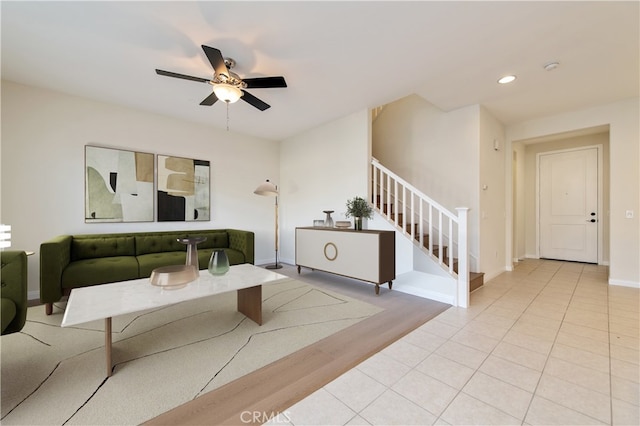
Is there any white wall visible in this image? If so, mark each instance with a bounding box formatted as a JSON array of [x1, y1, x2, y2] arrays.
[[279, 110, 370, 265], [372, 95, 481, 271], [506, 97, 640, 287], [512, 142, 527, 262], [479, 106, 507, 280], [1, 81, 280, 296]]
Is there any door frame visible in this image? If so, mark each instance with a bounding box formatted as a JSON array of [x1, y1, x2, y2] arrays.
[[535, 144, 604, 264]]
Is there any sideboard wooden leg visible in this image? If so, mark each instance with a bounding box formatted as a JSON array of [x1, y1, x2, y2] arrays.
[[297, 265, 301, 274], [388, 281, 393, 290], [45, 303, 53, 315], [375, 284, 380, 295]]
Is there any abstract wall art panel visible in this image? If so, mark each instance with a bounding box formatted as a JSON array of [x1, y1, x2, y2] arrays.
[[157, 154, 210, 222], [85, 146, 154, 222]]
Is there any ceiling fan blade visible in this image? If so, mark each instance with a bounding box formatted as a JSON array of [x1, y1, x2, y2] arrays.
[[155, 69, 210, 83], [241, 90, 270, 111], [201, 45, 229, 79], [243, 76, 287, 89], [200, 92, 219, 106]]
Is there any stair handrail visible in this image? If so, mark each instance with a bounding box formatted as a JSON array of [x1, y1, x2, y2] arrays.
[[371, 157, 470, 307]]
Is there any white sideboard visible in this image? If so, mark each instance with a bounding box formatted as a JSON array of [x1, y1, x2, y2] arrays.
[[295, 227, 395, 294]]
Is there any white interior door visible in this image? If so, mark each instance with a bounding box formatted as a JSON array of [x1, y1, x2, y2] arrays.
[[539, 148, 598, 263]]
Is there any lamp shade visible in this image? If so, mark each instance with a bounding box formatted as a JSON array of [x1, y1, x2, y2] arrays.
[[213, 83, 242, 103], [254, 180, 278, 196]]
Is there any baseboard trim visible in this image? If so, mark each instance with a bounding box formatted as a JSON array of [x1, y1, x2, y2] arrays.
[[394, 287, 455, 305], [608, 278, 640, 289], [28, 290, 40, 302]]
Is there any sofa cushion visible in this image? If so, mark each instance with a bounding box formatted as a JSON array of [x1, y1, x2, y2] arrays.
[[137, 252, 189, 277], [71, 237, 135, 261], [62, 257, 139, 288], [135, 234, 187, 256], [1, 298, 17, 333], [196, 232, 229, 249]]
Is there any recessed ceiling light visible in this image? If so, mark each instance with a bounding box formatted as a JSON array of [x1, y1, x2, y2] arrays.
[[498, 75, 517, 84]]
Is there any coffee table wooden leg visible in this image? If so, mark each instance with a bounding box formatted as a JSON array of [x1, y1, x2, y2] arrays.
[[105, 317, 112, 377], [237, 285, 262, 325]]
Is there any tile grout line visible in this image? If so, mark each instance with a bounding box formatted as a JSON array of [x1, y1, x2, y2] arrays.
[[520, 262, 583, 424], [433, 261, 560, 424], [607, 280, 614, 426], [488, 262, 571, 424], [520, 263, 616, 425]]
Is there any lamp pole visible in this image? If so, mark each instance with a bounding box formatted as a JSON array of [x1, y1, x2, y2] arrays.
[[254, 179, 282, 269], [269, 192, 280, 269]]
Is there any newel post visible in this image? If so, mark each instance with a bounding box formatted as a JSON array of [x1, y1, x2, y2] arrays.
[[455, 207, 470, 308]]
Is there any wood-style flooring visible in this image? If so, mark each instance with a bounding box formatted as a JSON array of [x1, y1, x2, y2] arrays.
[[145, 264, 451, 425]]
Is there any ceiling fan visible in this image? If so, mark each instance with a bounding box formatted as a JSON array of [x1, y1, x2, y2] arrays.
[[155, 45, 287, 111]]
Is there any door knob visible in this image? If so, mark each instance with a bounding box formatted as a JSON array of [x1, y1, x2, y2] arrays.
[[587, 219, 597, 223], [590, 212, 596, 216]]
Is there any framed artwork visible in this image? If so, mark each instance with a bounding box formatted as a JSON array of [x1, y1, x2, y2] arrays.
[[85, 145, 154, 222], [157, 154, 210, 221]]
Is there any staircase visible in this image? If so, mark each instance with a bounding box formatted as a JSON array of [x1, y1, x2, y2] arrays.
[[371, 158, 484, 307]]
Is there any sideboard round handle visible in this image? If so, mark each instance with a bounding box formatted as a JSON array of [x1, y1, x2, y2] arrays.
[[323, 242, 338, 261]]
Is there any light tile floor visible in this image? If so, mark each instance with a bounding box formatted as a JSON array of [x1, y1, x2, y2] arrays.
[[268, 259, 640, 425]]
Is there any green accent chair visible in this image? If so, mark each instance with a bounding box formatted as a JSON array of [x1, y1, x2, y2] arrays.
[[1, 251, 28, 335]]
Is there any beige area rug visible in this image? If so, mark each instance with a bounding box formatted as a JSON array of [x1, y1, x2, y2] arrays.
[[1, 278, 383, 425]]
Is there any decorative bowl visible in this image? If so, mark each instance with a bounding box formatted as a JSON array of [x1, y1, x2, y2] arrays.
[[335, 221, 351, 228], [150, 265, 198, 289]]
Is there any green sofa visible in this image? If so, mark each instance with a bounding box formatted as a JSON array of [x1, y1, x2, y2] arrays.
[[1, 251, 28, 335], [40, 229, 254, 315]]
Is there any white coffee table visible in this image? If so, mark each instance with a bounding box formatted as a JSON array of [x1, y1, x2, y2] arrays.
[[61, 263, 287, 377]]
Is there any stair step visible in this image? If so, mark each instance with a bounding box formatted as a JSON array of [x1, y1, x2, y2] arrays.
[[416, 234, 448, 259], [432, 245, 448, 259], [442, 256, 485, 291], [387, 212, 404, 222], [374, 195, 394, 213], [470, 272, 484, 292], [374, 197, 397, 218], [406, 223, 419, 235], [414, 233, 430, 246]]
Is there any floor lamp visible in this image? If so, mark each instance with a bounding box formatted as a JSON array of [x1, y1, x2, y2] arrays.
[[254, 179, 282, 269]]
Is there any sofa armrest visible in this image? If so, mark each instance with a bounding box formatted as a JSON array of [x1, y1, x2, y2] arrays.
[[40, 235, 72, 304], [1, 250, 28, 335], [227, 229, 254, 265]]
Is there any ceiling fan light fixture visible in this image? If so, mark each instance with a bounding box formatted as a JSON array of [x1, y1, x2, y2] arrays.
[[213, 83, 242, 103]]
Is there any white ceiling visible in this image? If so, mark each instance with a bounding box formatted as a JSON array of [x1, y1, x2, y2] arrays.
[[2, 1, 638, 141]]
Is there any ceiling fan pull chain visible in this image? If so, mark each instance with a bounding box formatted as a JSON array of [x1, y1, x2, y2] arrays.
[[226, 101, 230, 131]]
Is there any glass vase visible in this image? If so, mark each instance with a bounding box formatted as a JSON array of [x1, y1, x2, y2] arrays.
[[323, 210, 334, 227], [354, 217, 363, 230], [208, 249, 230, 275]]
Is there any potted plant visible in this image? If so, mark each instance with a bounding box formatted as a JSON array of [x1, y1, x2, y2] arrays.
[[345, 196, 373, 230]]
